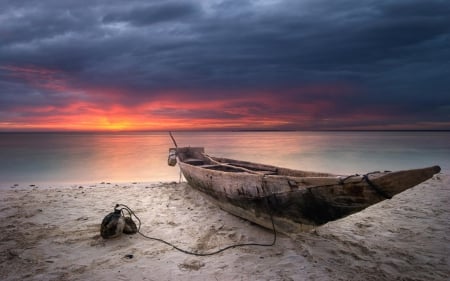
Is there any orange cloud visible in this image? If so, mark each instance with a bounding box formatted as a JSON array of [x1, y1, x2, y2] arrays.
[[5, 64, 423, 131], [2, 94, 298, 131]]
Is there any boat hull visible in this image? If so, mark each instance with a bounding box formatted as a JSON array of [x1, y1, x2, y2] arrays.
[[174, 147, 441, 234]]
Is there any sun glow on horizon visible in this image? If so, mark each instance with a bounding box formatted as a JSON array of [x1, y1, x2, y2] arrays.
[[3, 64, 446, 132]]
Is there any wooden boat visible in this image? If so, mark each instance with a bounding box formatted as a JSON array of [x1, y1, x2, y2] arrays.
[[168, 146, 440, 234]]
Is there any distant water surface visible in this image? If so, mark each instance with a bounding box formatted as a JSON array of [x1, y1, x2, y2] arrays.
[[0, 131, 448, 188]]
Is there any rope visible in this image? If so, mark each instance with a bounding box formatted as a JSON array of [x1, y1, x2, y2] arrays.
[[362, 174, 392, 199], [339, 173, 392, 199], [115, 203, 276, 256]]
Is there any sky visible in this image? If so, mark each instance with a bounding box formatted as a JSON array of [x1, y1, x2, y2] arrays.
[[0, 0, 449, 131]]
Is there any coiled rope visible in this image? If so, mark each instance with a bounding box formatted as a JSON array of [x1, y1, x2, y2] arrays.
[[115, 203, 276, 256]]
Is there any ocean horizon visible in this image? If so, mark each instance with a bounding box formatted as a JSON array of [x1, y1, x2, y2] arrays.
[[1, 131, 448, 188]]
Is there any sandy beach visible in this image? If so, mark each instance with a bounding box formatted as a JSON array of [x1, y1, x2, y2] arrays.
[[1, 174, 449, 281]]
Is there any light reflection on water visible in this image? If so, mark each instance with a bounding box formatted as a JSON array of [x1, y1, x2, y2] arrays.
[[0, 131, 448, 187]]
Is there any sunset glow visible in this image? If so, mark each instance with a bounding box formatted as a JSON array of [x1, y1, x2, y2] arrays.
[[1, 0, 449, 131], [0, 64, 361, 131]]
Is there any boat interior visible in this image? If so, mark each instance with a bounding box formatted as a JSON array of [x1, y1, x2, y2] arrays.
[[174, 147, 333, 177]]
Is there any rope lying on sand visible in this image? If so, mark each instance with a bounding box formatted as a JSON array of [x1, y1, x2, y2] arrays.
[[115, 203, 277, 256]]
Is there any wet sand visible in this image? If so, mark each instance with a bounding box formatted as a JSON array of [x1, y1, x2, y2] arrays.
[[0, 174, 449, 281]]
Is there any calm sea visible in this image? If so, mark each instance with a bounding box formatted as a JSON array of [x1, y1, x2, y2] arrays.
[[0, 131, 448, 188]]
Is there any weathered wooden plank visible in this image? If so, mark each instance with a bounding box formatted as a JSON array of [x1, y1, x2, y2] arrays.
[[172, 146, 441, 235]]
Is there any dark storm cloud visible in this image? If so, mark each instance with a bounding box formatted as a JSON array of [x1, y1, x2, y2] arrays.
[[102, 1, 201, 26], [0, 0, 449, 129]]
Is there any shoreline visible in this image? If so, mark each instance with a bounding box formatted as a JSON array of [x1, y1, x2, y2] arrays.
[[1, 175, 449, 280], [1, 181, 179, 190]]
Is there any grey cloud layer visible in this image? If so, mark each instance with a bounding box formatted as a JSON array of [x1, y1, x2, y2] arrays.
[[1, 0, 449, 127]]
